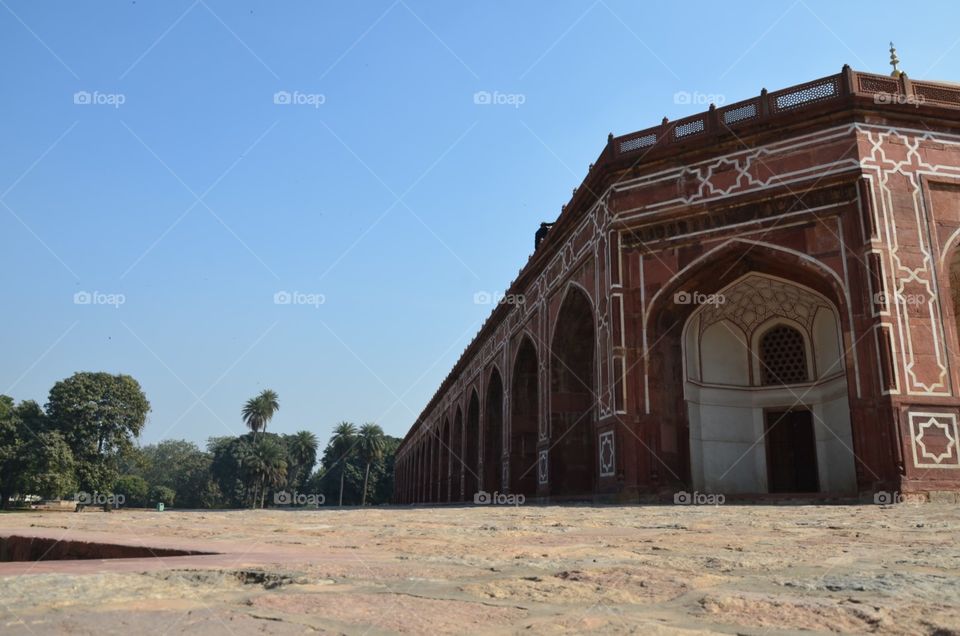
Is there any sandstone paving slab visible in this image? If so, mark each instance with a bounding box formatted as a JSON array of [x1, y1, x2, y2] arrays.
[[0, 504, 957, 634]]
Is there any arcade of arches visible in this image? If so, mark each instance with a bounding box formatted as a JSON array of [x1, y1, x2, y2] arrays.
[[395, 68, 960, 502]]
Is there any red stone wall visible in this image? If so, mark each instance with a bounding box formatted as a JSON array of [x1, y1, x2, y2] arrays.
[[394, 70, 960, 503]]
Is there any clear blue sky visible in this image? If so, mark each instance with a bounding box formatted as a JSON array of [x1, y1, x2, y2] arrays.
[[3, 1, 958, 447]]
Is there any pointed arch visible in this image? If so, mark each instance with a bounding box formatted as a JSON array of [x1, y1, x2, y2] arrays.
[[439, 417, 451, 502], [549, 284, 597, 496], [511, 335, 540, 496], [451, 405, 464, 501], [428, 428, 438, 503], [483, 368, 504, 491], [676, 269, 858, 495], [464, 388, 481, 499], [645, 239, 847, 338]]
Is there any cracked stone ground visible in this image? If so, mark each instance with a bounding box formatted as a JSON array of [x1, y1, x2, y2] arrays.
[[0, 504, 958, 634]]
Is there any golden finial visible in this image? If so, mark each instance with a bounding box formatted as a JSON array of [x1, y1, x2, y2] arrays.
[[889, 41, 901, 78]]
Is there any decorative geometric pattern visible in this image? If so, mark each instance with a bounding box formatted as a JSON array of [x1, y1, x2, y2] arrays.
[[914, 83, 960, 105], [698, 275, 831, 339], [722, 103, 757, 125], [773, 79, 837, 111], [858, 125, 956, 396], [538, 450, 549, 484], [858, 75, 900, 95], [675, 118, 705, 139], [619, 133, 657, 153], [760, 325, 809, 385], [909, 412, 960, 468], [599, 431, 615, 477]]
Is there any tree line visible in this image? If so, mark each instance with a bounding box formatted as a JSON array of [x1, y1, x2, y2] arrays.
[[0, 372, 398, 509]]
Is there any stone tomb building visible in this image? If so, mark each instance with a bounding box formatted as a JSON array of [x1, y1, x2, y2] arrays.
[[394, 66, 960, 503]]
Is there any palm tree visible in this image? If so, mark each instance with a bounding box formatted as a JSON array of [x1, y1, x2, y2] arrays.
[[330, 422, 357, 506], [286, 430, 318, 489], [240, 436, 288, 508], [357, 423, 386, 506], [242, 389, 280, 437]]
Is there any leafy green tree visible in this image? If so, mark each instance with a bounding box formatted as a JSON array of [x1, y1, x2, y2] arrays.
[[117, 445, 149, 479], [21, 431, 77, 500], [329, 422, 357, 506], [0, 398, 76, 506], [0, 395, 24, 508], [114, 475, 149, 507], [241, 389, 280, 436], [209, 435, 252, 507], [139, 440, 217, 508], [357, 423, 386, 505], [45, 372, 150, 494], [150, 485, 176, 507], [282, 431, 318, 490]]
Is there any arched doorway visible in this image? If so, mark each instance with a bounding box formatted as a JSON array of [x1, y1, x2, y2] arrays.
[[465, 391, 480, 500], [484, 368, 504, 492], [549, 285, 597, 495], [510, 337, 539, 496], [428, 434, 437, 503], [451, 407, 463, 501], [439, 418, 450, 502], [417, 442, 424, 503], [406, 455, 412, 503], [434, 425, 443, 502], [682, 273, 856, 494]]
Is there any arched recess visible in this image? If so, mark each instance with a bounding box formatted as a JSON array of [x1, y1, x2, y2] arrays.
[[451, 406, 464, 501], [428, 432, 437, 503], [681, 272, 857, 495], [416, 442, 424, 503], [510, 336, 540, 496], [419, 441, 427, 503], [464, 390, 481, 499], [439, 418, 450, 503], [421, 439, 428, 503], [411, 445, 417, 503], [483, 368, 504, 492], [644, 239, 869, 490], [549, 284, 597, 496]]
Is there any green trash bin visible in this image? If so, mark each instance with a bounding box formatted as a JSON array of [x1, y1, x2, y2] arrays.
[[156, 502, 164, 512]]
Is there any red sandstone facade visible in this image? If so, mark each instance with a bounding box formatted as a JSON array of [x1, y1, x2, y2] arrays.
[[394, 66, 960, 503]]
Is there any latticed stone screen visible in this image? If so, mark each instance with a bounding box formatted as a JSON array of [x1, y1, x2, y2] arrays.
[[760, 325, 808, 385]]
